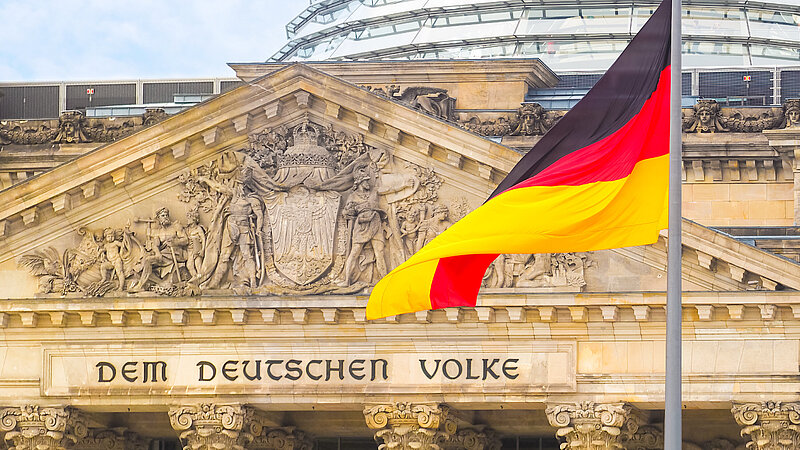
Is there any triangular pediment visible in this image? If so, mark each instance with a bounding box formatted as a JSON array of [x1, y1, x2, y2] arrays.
[[0, 63, 796, 299]]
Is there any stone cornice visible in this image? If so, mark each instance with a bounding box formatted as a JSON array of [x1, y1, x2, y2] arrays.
[[229, 59, 559, 88], [0, 291, 798, 330]]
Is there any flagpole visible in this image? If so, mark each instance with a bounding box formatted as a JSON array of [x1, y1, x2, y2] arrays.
[[665, 0, 682, 448]]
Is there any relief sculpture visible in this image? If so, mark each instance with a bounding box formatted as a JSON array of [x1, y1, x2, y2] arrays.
[[20, 120, 448, 296], [483, 252, 594, 290]]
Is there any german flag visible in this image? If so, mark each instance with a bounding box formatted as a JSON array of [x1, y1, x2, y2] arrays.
[[367, 0, 672, 319]]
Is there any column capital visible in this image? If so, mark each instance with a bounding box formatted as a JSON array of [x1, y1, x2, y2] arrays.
[[732, 401, 800, 449], [169, 403, 267, 450], [364, 402, 457, 450], [0, 405, 88, 450], [249, 427, 313, 450], [546, 402, 644, 450]]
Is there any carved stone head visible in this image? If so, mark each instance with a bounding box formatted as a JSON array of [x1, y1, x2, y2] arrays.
[[142, 108, 168, 126], [433, 204, 449, 221], [103, 227, 115, 242], [186, 208, 200, 225], [784, 99, 800, 128], [155, 207, 171, 226], [53, 111, 88, 143], [688, 99, 724, 133]]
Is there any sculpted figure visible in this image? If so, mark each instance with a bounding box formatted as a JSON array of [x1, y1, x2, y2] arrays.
[[340, 174, 388, 285], [197, 166, 266, 289], [399, 206, 422, 257], [98, 227, 132, 290], [395, 87, 456, 121], [510, 103, 550, 136], [784, 99, 800, 128], [133, 207, 189, 290], [185, 208, 206, 279], [685, 99, 728, 133], [419, 204, 451, 246], [53, 111, 89, 143]]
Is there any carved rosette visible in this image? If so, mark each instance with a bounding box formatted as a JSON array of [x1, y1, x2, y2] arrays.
[[624, 425, 663, 450], [0, 405, 88, 450], [732, 401, 800, 449], [442, 427, 501, 450], [73, 428, 151, 450], [168, 404, 266, 450], [249, 427, 313, 450], [545, 402, 643, 450], [364, 403, 457, 450]]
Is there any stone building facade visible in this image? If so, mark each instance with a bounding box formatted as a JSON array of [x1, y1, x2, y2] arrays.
[[1, 60, 800, 449]]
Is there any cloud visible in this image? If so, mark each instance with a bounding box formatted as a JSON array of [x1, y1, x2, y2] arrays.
[[0, 0, 300, 81]]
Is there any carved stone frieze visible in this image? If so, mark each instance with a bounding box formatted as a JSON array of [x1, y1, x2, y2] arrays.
[[168, 403, 267, 450], [364, 85, 456, 121], [0, 405, 88, 450], [460, 103, 561, 137], [364, 403, 457, 450], [0, 109, 168, 145], [249, 427, 313, 450], [73, 428, 150, 450], [546, 402, 644, 450], [732, 401, 800, 450], [683, 99, 783, 133], [484, 252, 594, 290], [19, 120, 450, 297]]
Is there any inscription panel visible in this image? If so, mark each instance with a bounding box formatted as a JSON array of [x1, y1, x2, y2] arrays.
[[42, 342, 576, 397]]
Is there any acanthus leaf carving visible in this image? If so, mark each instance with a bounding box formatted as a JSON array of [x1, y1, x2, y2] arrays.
[[0, 405, 89, 450], [364, 403, 457, 450], [732, 401, 800, 450]]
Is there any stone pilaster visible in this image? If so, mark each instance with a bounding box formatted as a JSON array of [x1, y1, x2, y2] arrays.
[[0, 405, 88, 450], [732, 401, 800, 450], [249, 427, 313, 450], [442, 427, 501, 450], [168, 403, 267, 450], [73, 428, 150, 450], [364, 403, 457, 450], [545, 402, 643, 450]]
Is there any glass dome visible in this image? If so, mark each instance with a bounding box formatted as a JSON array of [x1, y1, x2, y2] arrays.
[[271, 0, 800, 71]]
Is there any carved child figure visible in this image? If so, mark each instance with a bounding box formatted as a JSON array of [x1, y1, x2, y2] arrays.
[[99, 227, 128, 290], [185, 208, 206, 279], [399, 206, 422, 257]]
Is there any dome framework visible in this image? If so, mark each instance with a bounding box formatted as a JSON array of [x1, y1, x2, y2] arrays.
[[272, 0, 800, 71]]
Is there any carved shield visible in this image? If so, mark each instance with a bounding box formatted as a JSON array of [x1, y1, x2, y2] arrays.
[[265, 186, 341, 285]]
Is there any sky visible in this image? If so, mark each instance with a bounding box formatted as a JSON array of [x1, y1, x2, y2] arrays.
[[0, 0, 303, 82]]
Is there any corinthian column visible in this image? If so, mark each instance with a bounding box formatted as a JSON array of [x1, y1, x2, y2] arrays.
[[732, 401, 800, 449], [168, 403, 267, 450], [0, 405, 88, 450], [546, 402, 643, 450], [364, 403, 457, 450]]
